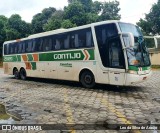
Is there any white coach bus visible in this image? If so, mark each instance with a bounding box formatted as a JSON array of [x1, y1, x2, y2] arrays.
[[3, 20, 152, 88]]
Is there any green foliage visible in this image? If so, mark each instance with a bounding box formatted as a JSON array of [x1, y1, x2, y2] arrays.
[[92, 1, 103, 14], [100, 1, 121, 21], [5, 29, 21, 40], [32, 7, 56, 33], [43, 10, 64, 31], [44, 19, 62, 31], [85, 13, 99, 24], [61, 20, 76, 28], [137, 0, 160, 35], [64, 0, 120, 26], [31, 13, 44, 33], [64, 1, 86, 26], [0, 15, 8, 47], [152, 65, 160, 69], [7, 14, 31, 38], [144, 38, 155, 48]]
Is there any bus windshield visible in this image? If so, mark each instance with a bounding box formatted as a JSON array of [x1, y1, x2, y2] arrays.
[[119, 22, 151, 67]]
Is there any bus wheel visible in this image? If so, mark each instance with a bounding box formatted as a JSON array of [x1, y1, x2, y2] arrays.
[[13, 68, 19, 79], [20, 68, 27, 80], [80, 71, 95, 88]]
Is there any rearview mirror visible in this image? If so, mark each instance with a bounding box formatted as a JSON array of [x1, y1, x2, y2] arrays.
[[122, 32, 135, 48], [144, 36, 158, 49]]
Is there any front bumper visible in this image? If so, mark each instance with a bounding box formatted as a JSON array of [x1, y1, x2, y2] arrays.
[[125, 70, 152, 85]]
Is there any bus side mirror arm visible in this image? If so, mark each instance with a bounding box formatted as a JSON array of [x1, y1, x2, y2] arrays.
[[154, 37, 158, 48]]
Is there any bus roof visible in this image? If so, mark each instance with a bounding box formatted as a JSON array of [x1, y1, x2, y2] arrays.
[[3, 20, 121, 45]]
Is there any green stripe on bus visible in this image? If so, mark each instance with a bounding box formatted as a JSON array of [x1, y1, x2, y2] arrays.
[[27, 54, 33, 61], [3, 49, 95, 62], [39, 49, 94, 61], [142, 66, 150, 71], [31, 62, 36, 70], [88, 49, 95, 60], [3, 56, 18, 62], [17, 55, 21, 61], [128, 66, 138, 71], [128, 66, 151, 71]]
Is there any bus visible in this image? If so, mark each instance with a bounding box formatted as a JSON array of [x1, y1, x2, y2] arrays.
[[3, 20, 152, 88]]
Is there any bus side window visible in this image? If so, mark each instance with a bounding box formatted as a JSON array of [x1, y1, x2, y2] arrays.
[[64, 35, 70, 49], [34, 38, 40, 52], [70, 34, 75, 48], [7, 44, 9, 55], [18, 42, 22, 54], [86, 31, 93, 47], [10, 44, 13, 54], [25, 41, 28, 53], [75, 34, 79, 48], [8, 44, 10, 54], [43, 37, 49, 51], [27, 40, 32, 53], [21, 41, 25, 53], [4, 45, 7, 55], [70, 28, 93, 49], [51, 36, 56, 50], [78, 31, 86, 48], [15, 43, 18, 54], [48, 37, 52, 51], [55, 39, 60, 50], [13, 43, 16, 54], [39, 38, 43, 52], [32, 39, 36, 52]]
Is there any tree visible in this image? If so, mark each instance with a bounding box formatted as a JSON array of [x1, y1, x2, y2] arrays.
[[61, 20, 76, 28], [65, 0, 120, 26], [0, 14, 31, 57], [68, 0, 92, 12], [137, 0, 160, 35], [7, 14, 31, 38], [64, 1, 86, 26], [85, 13, 99, 24], [43, 10, 64, 31], [0, 15, 8, 47], [92, 1, 103, 14], [31, 7, 56, 33], [100, 1, 121, 21], [31, 13, 45, 33], [5, 29, 21, 40]]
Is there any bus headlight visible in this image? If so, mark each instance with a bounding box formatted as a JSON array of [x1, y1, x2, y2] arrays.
[[128, 70, 137, 74]]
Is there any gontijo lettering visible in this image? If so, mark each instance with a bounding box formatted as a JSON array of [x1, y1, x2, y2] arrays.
[[54, 53, 81, 60]]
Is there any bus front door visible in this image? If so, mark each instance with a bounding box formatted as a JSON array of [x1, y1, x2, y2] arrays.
[[109, 68, 125, 85], [108, 39, 126, 85]]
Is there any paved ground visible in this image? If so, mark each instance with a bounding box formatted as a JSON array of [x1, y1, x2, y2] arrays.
[[0, 68, 160, 133]]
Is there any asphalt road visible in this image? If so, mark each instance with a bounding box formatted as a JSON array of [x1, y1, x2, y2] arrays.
[[0, 68, 160, 133]]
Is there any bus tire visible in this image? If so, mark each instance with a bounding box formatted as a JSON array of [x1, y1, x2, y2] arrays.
[[80, 70, 95, 88], [13, 68, 19, 79], [20, 68, 27, 80]]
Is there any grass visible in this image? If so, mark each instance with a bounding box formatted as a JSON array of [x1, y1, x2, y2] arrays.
[[152, 65, 160, 70]]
